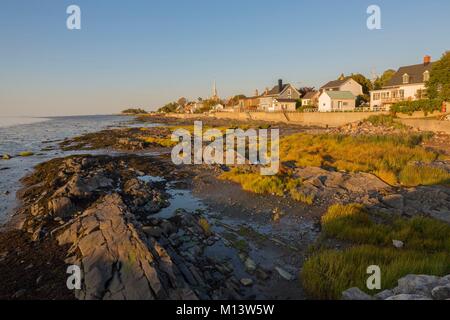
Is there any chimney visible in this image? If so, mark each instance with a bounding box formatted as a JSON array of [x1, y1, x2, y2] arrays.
[[265, 87, 269, 95], [278, 79, 283, 92], [424, 55, 431, 66], [255, 89, 259, 97]]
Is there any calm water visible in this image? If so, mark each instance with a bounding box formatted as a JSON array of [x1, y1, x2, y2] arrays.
[[0, 117, 50, 128], [0, 115, 150, 223]]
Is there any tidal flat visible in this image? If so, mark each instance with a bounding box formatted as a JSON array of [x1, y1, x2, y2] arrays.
[[0, 114, 449, 300]]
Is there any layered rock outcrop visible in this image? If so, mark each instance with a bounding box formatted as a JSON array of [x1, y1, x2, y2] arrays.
[[16, 155, 247, 300]]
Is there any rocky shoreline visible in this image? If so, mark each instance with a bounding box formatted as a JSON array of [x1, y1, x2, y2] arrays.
[[1, 115, 449, 300], [3, 154, 269, 300]]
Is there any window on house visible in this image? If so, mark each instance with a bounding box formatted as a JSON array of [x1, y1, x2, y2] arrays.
[[423, 71, 430, 82], [399, 90, 405, 98], [287, 89, 292, 98], [416, 89, 426, 99], [403, 73, 410, 84]]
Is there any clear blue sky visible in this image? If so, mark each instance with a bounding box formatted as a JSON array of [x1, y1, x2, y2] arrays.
[[0, 0, 448, 116]]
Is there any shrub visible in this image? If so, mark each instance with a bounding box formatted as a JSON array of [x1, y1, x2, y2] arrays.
[[365, 115, 406, 129], [390, 99, 442, 115]]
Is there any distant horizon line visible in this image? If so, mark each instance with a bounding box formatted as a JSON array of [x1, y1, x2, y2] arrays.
[[0, 113, 121, 118]]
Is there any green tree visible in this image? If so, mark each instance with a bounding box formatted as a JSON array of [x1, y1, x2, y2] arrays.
[[227, 94, 246, 106], [356, 95, 369, 108], [177, 97, 187, 107], [158, 102, 179, 113], [374, 69, 396, 90], [200, 98, 223, 112], [298, 87, 315, 97], [121, 108, 147, 114], [427, 51, 450, 101]]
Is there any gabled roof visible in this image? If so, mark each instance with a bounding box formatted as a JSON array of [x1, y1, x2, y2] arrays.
[[302, 91, 319, 99], [320, 79, 349, 89], [323, 91, 355, 100], [266, 84, 290, 96], [386, 62, 434, 87]]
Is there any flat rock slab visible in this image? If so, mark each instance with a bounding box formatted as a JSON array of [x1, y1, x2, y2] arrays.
[[57, 193, 196, 300]]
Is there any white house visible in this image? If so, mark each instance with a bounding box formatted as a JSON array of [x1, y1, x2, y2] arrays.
[[370, 56, 434, 110], [211, 103, 225, 111], [320, 78, 363, 97], [318, 91, 356, 112]]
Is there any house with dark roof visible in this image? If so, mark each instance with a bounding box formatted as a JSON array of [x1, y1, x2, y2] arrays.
[[259, 79, 302, 111], [320, 77, 363, 97], [370, 56, 434, 110], [318, 91, 356, 112]]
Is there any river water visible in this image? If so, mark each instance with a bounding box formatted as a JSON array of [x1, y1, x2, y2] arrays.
[[0, 115, 149, 223]]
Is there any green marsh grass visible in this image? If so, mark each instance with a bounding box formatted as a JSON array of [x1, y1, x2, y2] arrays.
[[280, 133, 443, 186], [301, 204, 450, 299]]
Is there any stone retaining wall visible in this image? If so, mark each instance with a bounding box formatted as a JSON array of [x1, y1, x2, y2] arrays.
[[398, 118, 450, 134], [164, 111, 450, 130]]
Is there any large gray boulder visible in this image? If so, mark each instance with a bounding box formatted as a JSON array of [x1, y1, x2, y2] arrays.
[[48, 197, 76, 218], [393, 275, 440, 297], [374, 290, 394, 300], [431, 284, 450, 300], [386, 294, 432, 300], [342, 288, 373, 300]]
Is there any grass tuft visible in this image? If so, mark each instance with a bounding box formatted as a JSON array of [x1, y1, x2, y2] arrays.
[[19, 151, 34, 157], [301, 204, 450, 299], [399, 164, 450, 187], [198, 218, 211, 236], [142, 137, 178, 148]]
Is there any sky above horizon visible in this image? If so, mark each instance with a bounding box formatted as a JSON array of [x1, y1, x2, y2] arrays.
[[0, 0, 449, 117]]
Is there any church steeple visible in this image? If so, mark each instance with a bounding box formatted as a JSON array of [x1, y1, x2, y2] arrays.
[[212, 81, 219, 101]]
